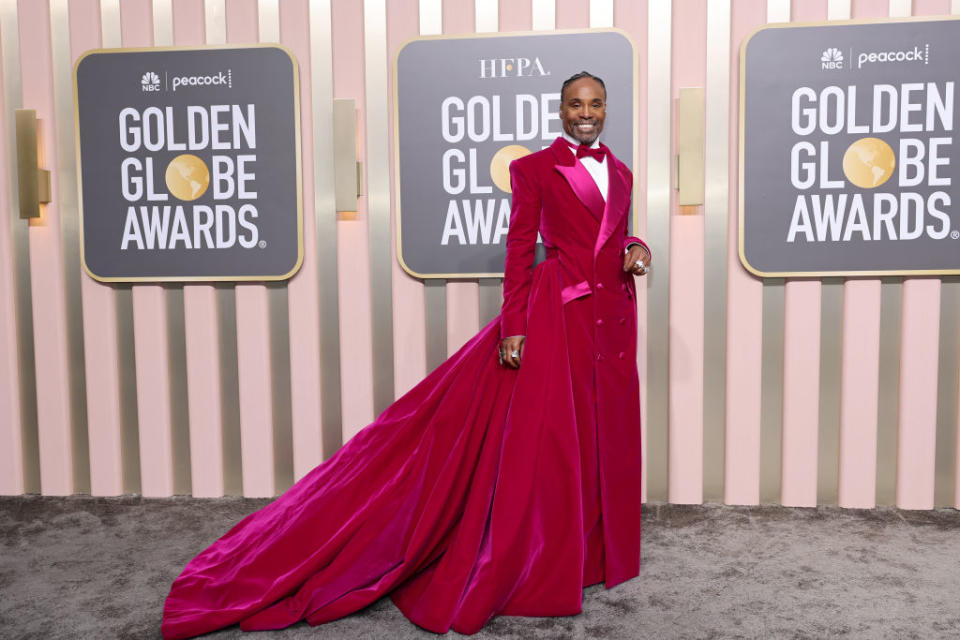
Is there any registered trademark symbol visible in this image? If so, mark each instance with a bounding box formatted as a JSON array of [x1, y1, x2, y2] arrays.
[[258, 240, 267, 248], [951, 230, 960, 240]]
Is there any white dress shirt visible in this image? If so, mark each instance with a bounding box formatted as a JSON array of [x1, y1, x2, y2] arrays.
[[561, 130, 608, 201]]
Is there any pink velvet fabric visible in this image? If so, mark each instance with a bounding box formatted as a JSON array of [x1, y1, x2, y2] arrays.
[[160, 137, 647, 639]]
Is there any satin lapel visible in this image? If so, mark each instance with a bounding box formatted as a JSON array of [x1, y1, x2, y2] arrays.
[[593, 158, 630, 257], [551, 140, 605, 223]]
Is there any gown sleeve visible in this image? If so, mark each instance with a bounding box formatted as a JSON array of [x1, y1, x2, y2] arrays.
[[500, 159, 542, 339]]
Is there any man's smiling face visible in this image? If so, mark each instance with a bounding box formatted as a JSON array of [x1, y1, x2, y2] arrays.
[[559, 77, 606, 145]]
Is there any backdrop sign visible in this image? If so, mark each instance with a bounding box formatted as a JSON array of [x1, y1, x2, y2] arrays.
[[741, 18, 960, 277], [75, 45, 302, 282], [395, 30, 635, 278]]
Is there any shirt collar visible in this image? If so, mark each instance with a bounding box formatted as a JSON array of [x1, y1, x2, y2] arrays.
[[561, 129, 601, 152]]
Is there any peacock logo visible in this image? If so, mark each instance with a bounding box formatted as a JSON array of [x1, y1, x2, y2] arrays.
[[820, 47, 843, 70]]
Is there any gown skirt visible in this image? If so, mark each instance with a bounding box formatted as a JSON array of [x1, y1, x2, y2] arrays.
[[161, 258, 636, 639]]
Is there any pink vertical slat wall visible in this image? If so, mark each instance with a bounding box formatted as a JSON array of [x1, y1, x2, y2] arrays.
[[613, 0, 650, 503], [120, 0, 176, 498], [724, 0, 765, 505], [70, 0, 125, 497], [837, 0, 888, 510], [667, 0, 706, 505], [387, 0, 427, 399], [442, 1, 482, 357], [333, 0, 375, 441], [19, 0, 76, 496], [778, 0, 828, 509], [172, 0, 226, 498], [0, 5, 24, 495], [1, 0, 959, 513], [228, 0, 276, 498], [894, 0, 949, 511], [281, 0, 327, 480]]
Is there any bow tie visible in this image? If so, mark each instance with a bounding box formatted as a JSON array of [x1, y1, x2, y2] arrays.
[[575, 144, 605, 162]]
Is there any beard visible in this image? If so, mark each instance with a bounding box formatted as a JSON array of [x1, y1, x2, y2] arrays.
[[567, 120, 601, 145]]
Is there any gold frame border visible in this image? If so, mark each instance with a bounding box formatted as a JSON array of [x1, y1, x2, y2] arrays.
[[392, 27, 640, 280], [738, 14, 960, 279], [72, 43, 304, 283]]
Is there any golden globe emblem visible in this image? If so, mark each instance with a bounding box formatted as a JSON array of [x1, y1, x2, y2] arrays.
[[490, 145, 532, 193], [842, 137, 896, 189], [165, 154, 211, 201]]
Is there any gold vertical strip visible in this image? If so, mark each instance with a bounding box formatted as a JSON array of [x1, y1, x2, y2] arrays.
[[204, 0, 226, 44], [940, 0, 960, 510], [588, 0, 613, 27], [819, 0, 851, 512], [531, 0, 555, 29], [204, 0, 237, 493], [826, 0, 851, 20], [310, 0, 344, 459], [165, 285, 192, 495], [419, 0, 441, 33], [216, 282, 242, 493], [766, 0, 790, 22], [936, 0, 958, 505], [100, 0, 121, 48], [935, 277, 958, 506], [876, 279, 902, 505], [817, 279, 843, 505], [363, 0, 395, 414], [888, 0, 911, 18], [152, 0, 172, 46], [0, 0, 39, 493], [258, 0, 292, 491], [474, 0, 497, 31], [418, 0, 446, 367], [424, 280, 447, 370], [268, 281, 293, 490], [875, 0, 906, 508], [49, 0, 90, 493], [758, 0, 788, 506], [760, 279, 785, 504], [258, 0, 279, 41], [98, 4, 140, 494], [702, 0, 730, 503], [478, 278, 502, 326], [645, 0, 671, 502], [152, 0, 191, 497], [476, 0, 500, 328]]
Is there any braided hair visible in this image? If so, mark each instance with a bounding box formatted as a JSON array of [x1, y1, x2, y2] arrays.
[[560, 71, 606, 102]]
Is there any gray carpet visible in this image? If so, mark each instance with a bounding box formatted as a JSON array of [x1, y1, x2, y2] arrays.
[[2, 496, 959, 640]]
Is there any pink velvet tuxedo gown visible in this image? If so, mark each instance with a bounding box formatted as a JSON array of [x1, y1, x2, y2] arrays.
[[161, 136, 649, 639]]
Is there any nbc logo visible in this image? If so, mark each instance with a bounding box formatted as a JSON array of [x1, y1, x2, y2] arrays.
[[821, 47, 843, 70], [141, 71, 161, 92]]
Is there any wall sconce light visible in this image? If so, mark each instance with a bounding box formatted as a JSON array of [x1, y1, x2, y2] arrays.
[[333, 98, 362, 218], [15, 109, 51, 219], [675, 87, 704, 209]]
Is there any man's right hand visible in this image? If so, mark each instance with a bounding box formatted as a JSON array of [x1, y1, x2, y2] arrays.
[[500, 336, 525, 369]]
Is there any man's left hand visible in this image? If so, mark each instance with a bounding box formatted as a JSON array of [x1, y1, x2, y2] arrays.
[[623, 245, 651, 276]]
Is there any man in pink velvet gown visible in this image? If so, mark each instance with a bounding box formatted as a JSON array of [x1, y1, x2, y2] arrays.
[[161, 71, 651, 639]]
